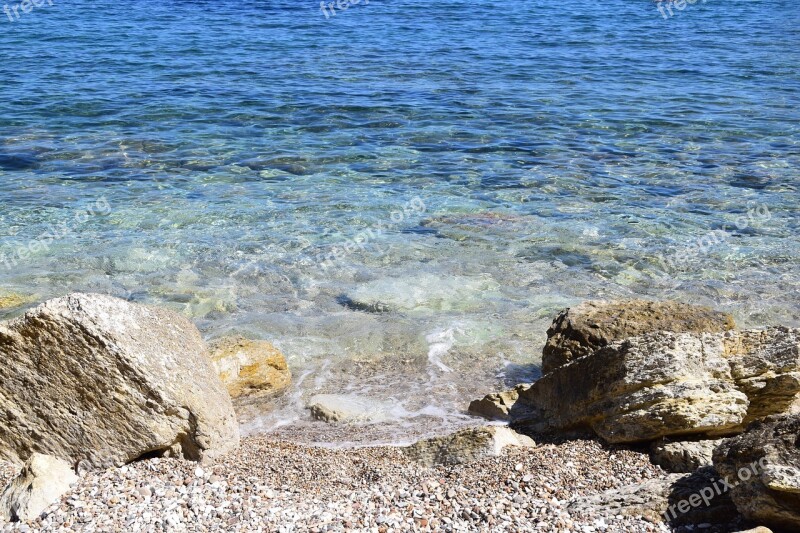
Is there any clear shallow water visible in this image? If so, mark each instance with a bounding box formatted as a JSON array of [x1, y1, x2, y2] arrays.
[[0, 0, 798, 443]]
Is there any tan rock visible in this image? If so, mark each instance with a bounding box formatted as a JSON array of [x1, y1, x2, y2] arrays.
[[714, 415, 800, 531], [468, 384, 531, 421], [650, 439, 722, 473], [208, 336, 291, 399], [515, 331, 749, 443], [0, 293, 239, 469], [0, 454, 78, 521], [403, 426, 535, 467], [542, 300, 736, 374], [723, 327, 800, 426], [512, 328, 800, 443]]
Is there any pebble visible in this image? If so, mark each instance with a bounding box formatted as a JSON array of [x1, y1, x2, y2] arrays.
[[0, 436, 672, 532]]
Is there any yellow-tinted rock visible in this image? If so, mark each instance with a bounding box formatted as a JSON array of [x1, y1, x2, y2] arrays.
[[0, 293, 32, 310], [208, 336, 291, 399]]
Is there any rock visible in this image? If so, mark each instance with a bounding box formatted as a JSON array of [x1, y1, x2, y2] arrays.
[[512, 328, 800, 443], [732, 528, 773, 533], [514, 331, 748, 443], [664, 467, 740, 527], [208, 336, 291, 399], [0, 454, 78, 521], [403, 426, 535, 467], [307, 394, 395, 424], [713, 415, 800, 531], [723, 327, 800, 426], [650, 439, 722, 473], [0, 293, 32, 310], [542, 300, 736, 374], [0, 293, 239, 469], [341, 273, 498, 314], [420, 212, 529, 242], [569, 467, 738, 528], [468, 384, 531, 421], [568, 474, 682, 523]]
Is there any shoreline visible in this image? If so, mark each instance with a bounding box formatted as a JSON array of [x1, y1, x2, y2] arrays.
[[1, 295, 795, 531]]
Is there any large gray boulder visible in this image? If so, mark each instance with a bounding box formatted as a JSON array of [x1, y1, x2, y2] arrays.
[[512, 328, 800, 443], [0, 293, 239, 469], [713, 415, 800, 531], [542, 300, 736, 374]]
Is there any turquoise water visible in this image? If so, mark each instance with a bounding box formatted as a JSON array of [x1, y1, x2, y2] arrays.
[[1, 0, 798, 441]]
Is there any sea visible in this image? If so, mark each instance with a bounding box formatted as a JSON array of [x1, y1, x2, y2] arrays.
[[1, 0, 798, 443]]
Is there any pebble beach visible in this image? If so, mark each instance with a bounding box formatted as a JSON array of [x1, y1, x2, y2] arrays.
[[1, 0, 797, 531], [0, 437, 670, 533]]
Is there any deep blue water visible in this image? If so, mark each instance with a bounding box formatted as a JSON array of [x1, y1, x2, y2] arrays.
[[1, 0, 798, 440]]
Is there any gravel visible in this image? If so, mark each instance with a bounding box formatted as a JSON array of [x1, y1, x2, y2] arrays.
[[0, 463, 18, 493], [0, 436, 672, 532]]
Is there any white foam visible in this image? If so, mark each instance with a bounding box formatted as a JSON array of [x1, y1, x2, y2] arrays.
[[425, 328, 456, 372]]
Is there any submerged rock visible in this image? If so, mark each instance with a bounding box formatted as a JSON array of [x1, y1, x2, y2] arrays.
[[208, 336, 291, 399], [512, 328, 800, 443], [713, 415, 800, 531], [0, 293, 239, 469], [342, 273, 499, 314], [0, 454, 78, 522], [403, 426, 535, 467], [307, 394, 395, 424], [542, 300, 736, 374], [419, 212, 531, 242], [468, 384, 531, 421], [0, 293, 33, 310]]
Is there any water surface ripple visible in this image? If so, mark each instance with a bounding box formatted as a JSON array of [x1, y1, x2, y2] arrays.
[[1, 0, 798, 442]]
